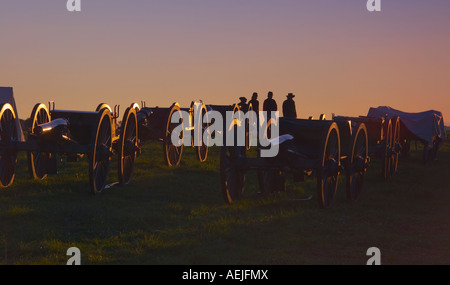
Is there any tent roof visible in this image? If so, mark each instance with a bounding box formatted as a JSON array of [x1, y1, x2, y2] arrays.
[[367, 106, 446, 144]]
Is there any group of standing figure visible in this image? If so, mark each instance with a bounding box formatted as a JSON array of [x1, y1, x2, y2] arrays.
[[237, 91, 297, 118]]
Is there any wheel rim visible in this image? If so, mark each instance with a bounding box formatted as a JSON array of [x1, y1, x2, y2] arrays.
[[118, 107, 138, 185], [390, 117, 400, 175], [196, 105, 209, 162], [90, 110, 112, 194], [130, 103, 140, 112], [164, 105, 183, 167], [347, 124, 368, 202], [382, 120, 393, 180], [318, 124, 340, 208], [95, 103, 112, 113], [0, 104, 18, 188], [220, 146, 245, 203], [28, 103, 51, 180]]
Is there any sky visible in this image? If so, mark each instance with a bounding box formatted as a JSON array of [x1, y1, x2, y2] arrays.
[[1, 0, 449, 122]]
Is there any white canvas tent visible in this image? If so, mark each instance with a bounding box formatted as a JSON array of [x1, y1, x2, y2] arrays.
[[367, 106, 446, 145], [0, 87, 25, 141]]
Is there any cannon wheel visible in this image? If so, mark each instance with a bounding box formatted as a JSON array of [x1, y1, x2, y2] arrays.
[[89, 108, 113, 194], [118, 107, 138, 185], [95, 103, 112, 113], [27, 103, 51, 180], [220, 146, 246, 203], [130, 103, 140, 112], [346, 123, 368, 202], [382, 119, 393, 180], [391, 116, 400, 175], [0, 104, 18, 188], [163, 104, 183, 167], [317, 122, 340, 208], [196, 103, 209, 162]]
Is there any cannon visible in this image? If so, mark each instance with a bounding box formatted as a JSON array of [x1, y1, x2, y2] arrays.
[[332, 114, 399, 180], [207, 102, 256, 151], [0, 100, 139, 193], [220, 116, 369, 208], [132, 100, 210, 167]]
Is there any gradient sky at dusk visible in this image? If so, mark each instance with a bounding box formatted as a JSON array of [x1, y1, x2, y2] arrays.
[[1, 0, 449, 122]]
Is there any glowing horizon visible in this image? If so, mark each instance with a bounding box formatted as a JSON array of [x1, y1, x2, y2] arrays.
[[1, 1, 449, 123]]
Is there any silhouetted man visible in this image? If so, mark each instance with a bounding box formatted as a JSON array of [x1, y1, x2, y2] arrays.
[[263, 91, 277, 121], [248, 92, 259, 113], [282, 93, 297, 118], [263, 91, 277, 112], [238, 97, 248, 112]]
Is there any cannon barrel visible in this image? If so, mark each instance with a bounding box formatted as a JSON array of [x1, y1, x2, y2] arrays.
[[136, 107, 152, 125], [136, 105, 180, 141], [33, 118, 70, 142]]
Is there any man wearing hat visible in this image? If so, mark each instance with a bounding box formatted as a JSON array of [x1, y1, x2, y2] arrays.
[[282, 93, 297, 118], [238, 96, 248, 112]]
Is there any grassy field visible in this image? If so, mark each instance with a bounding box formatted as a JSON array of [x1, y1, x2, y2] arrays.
[[0, 133, 449, 265]]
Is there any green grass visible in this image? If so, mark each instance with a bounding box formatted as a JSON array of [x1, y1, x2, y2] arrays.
[[0, 134, 449, 265]]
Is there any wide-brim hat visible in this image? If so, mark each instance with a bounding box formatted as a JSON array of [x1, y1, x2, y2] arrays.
[[287, 93, 295, 98]]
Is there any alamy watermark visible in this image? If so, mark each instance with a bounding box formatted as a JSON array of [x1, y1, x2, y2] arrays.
[[367, 0, 381, 12], [169, 102, 280, 158], [66, 1, 381, 12], [366, 247, 381, 265], [65, 246, 380, 265], [66, 247, 81, 265], [67, 0, 81, 12]]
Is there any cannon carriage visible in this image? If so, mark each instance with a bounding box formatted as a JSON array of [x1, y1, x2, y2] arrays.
[[132, 100, 210, 167], [0, 100, 139, 193], [220, 115, 369, 208], [207, 102, 256, 151], [332, 114, 400, 180]]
